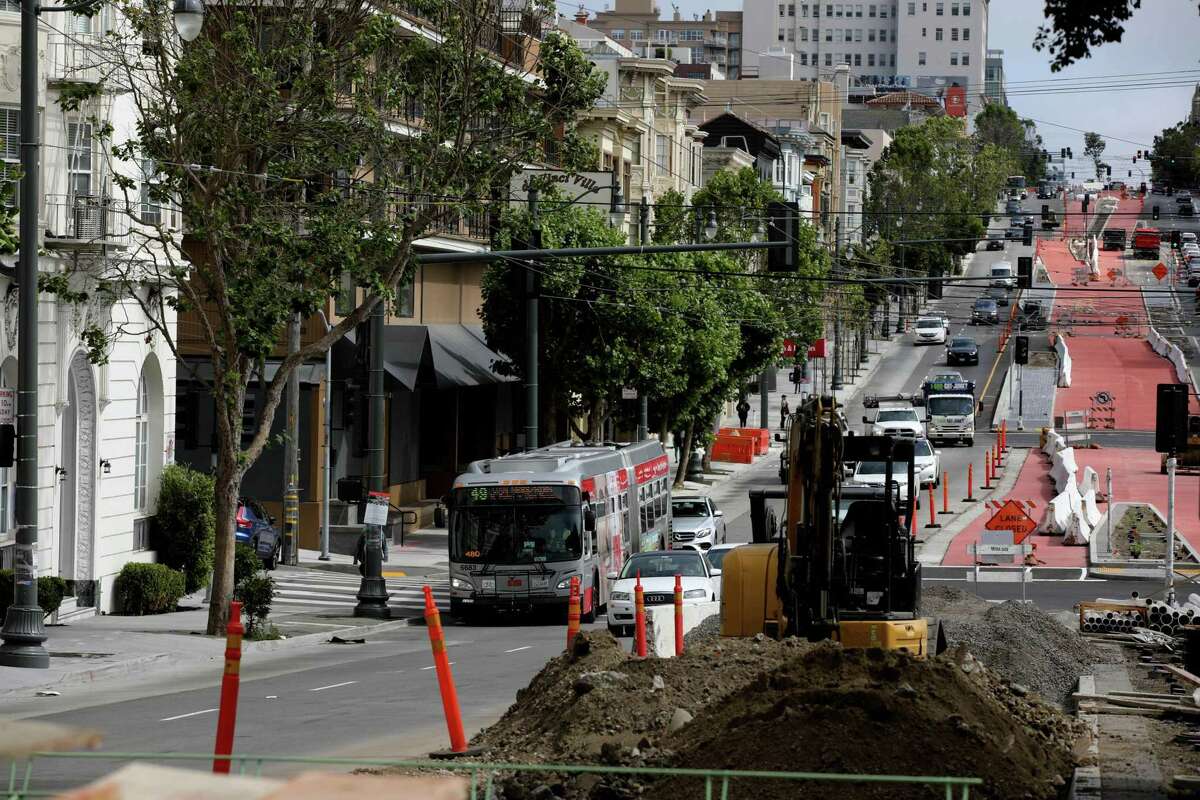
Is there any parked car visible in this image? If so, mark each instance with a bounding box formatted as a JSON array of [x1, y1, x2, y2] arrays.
[[1179, 202, 1195, 218], [972, 298, 999, 325], [863, 406, 925, 438], [704, 542, 745, 575], [1181, 232, 1197, 247], [1177, 191, 1192, 205], [913, 316, 947, 345], [913, 437, 941, 488], [851, 460, 918, 508], [669, 495, 726, 551], [606, 550, 718, 637], [945, 336, 979, 365], [985, 232, 1005, 251], [236, 498, 282, 569], [986, 285, 1011, 306]]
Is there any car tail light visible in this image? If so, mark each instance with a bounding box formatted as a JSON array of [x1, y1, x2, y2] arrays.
[[236, 506, 249, 527]]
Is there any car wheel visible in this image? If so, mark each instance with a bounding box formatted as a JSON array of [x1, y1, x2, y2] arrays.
[[966, 438, 974, 447], [581, 573, 598, 624]]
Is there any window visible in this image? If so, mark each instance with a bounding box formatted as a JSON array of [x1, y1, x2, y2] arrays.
[[826, 4, 833, 15], [868, 28, 875, 40], [779, 3, 785, 14], [856, 4, 864, 17], [920, 26, 925, 36], [952, 27, 959, 40], [853, 52, 861, 65], [961, 52, 969, 65], [825, 28, 833, 40], [870, 3, 877, 15], [801, 3, 808, 14], [949, 51, 958, 65], [800, 51, 808, 64], [951, 1, 958, 12], [0, 1, 17, 10], [610, 28, 624, 39], [655, 28, 670, 40], [890, 53, 896, 66], [395, 273, 415, 317], [629, 29, 645, 39], [788, 3, 795, 14], [774, 158, 784, 184], [67, 121, 93, 197], [868, 53, 875, 65], [962, 27, 969, 40], [918, 51, 926, 65], [844, 28, 852, 41], [0, 107, 17, 208], [779, 27, 786, 41], [880, 4, 888, 17], [835, 3, 843, 15], [935, 1, 943, 13], [800, 26, 808, 40], [854, 28, 862, 41], [906, 1, 914, 12], [824, 52, 832, 65], [881, 28, 888, 41], [655, 134, 668, 175], [134, 373, 150, 512], [935, 27, 942, 40], [787, 27, 795, 40], [843, 52, 851, 64], [140, 159, 168, 226], [963, 1, 970, 13]]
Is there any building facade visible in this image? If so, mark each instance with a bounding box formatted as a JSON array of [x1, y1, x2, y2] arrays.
[[742, 0, 988, 116], [0, 9, 177, 616], [984, 48, 1006, 106], [580, 1, 743, 79]]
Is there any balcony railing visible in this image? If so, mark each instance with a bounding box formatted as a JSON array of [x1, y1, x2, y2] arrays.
[[47, 35, 104, 84], [42, 194, 132, 246], [402, 199, 490, 242]]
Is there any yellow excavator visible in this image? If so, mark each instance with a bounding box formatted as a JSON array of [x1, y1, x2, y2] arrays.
[[721, 394, 929, 655]]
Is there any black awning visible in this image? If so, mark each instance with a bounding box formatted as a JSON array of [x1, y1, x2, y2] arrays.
[[426, 324, 513, 389]]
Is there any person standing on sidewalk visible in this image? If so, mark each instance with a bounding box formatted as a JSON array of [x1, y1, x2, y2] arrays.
[[779, 396, 790, 430], [736, 398, 750, 427]]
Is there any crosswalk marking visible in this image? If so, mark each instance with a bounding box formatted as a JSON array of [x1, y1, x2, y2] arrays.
[[270, 568, 449, 614]]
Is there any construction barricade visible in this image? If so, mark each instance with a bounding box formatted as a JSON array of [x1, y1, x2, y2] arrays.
[[710, 434, 755, 464]]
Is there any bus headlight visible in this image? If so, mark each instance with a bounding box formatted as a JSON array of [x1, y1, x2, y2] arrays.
[[556, 575, 578, 590], [450, 577, 473, 591]]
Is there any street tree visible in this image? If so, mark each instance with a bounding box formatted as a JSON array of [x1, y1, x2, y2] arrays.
[[1150, 121, 1200, 189], [1083, 132, 1107, 180], [59, 0, 605, 634], [1033, 0, 1199, 71]]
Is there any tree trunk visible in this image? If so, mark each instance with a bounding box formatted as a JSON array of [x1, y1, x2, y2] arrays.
[[206, 376, 247, 636], [673, 422, 694, 488]]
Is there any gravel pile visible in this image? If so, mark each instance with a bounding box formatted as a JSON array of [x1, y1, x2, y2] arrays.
[[923, 587, 1096, 706], [681, 614, 721, 647]]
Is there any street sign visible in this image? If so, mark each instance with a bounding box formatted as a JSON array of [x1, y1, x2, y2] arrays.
[[971, 543, 1033, 556], [985, 499, 1037, 544], [0, 389, 13, 426], [1152, 262, 1169, 281], [621, 387, 638, 400], [782, 339, 797, 358], [363, 491, 390, 526]]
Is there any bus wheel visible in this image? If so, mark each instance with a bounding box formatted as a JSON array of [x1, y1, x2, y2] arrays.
[[581, 574, 598, 625]]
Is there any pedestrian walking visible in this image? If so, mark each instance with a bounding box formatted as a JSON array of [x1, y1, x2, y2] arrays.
[[736, 398, 750, 428], [673, 429, 685, 461], [779, 395, 790, 430]]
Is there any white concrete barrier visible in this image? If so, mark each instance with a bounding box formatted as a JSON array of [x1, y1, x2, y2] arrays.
[[1080, 465, 1100, 495], [1054, 334, 1072, 387], [1050, 447, 1078, 493], [644, 601, 719, 658], [1039, 491, 1074, 535], [1082, 489, 1102, 528], [1064, 511, 1092, 545], [1042, 430, 1066, 457]]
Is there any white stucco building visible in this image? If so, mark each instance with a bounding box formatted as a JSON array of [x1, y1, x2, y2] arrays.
[[0, 7, 176, 617], [742, 0, 987, 117]]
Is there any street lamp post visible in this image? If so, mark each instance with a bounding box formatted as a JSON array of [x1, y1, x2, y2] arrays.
[[0, 0, 205, 669]]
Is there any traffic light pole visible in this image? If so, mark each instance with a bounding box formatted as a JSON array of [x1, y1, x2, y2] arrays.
[[831, 219, 844, 392]]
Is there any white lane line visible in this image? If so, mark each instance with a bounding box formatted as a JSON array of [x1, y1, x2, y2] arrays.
[[310, 681, 358, 692], [421, 663, 454, 670], [161, 708, 217, 722], [504, 646, 532, 654]]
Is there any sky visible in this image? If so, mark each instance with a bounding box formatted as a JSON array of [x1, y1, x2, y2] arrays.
[[622, 0, 1200, 171]]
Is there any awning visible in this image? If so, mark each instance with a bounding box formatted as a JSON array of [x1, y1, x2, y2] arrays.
[[337, 323, 513, 391], [179, 360, 327, 385]]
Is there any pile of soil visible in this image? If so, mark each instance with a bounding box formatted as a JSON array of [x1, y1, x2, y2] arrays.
[[921, 586, 1096, 705], [471, 627, 1084, 800]]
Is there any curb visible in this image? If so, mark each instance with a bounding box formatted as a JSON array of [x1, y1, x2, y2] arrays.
[[246, 616, 418, 652], [0, 651, 180, 700], [1069, 675, 1102, 800]]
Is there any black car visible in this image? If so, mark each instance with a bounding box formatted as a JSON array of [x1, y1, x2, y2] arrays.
[[985, 233, 1005, 251], [1005, 225, 1023, 241], [1180, 202, 1195, 218], [972, 298, 999, 325], [945, 336, 979, 365]]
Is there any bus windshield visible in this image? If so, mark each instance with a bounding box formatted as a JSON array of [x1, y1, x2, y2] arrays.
[[450, 486, 583, 564], [928, 396, 975, 416]]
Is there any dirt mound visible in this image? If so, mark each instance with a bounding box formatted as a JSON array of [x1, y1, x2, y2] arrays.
[[923, 588, 1096, 705], [475, 629, 808, 766], [655, 645, 1084, 800]]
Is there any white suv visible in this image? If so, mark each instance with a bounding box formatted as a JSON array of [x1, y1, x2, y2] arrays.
[[863, 407, 925, 438], [914, 316, 947, 345]]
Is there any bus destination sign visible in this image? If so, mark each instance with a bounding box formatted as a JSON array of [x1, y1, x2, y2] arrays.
[[464, 485, 569, 504]]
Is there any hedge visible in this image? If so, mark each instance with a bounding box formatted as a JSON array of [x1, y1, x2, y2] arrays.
[[153, 464, 216, 594], [0, 570, 68, 620], [114, 563, 186, 615]]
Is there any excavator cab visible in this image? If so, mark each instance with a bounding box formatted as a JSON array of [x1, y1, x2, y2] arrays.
[[722, 397, 927, 655]]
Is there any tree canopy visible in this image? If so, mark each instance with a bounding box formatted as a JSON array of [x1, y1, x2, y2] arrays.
[[1083, 132, 1107, 180], [1033, 0, 1196, 71], [974, 104, 1046, 183], [1150, 121, 1200, 189]]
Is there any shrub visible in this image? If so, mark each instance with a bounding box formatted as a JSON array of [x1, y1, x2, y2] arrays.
[[153, 464, 215, 594], [115, 563, 186, 615], [234, 544, 262, 586], [0, 570, 69, 620], [235, 573, 275, 636]]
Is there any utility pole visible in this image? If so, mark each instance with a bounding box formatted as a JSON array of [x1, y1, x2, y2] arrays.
[[318, 312, 333, 562], [525, 189, 540, 451], [354, 299, 390, 618], [638, 197, 649, 441], [831, 218, 843, 391], [0, 0, 47, 668], [283, 313, 301, 566], [1166, 455, 1177, 605], [759, 370, 769, 430]]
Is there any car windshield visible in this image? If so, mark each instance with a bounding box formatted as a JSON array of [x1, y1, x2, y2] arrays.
[[916, 319, 941, 329], [913, 439, 933, 457], [991, 268, 1010, 277], [877, 410, 917, 422], [705, 547, 737, 571], [929, 396, 975, 416], [975, 300, 995, 310], [856, 461, 907, 478], [671, 500, 709, 518], [620, 552, 707, 579], [950, 338, 975, 349]]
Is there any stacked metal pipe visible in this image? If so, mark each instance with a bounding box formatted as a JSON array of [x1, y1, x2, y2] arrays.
[[1081, 610, 1143, 633], [1142, 597, 1199, 636]]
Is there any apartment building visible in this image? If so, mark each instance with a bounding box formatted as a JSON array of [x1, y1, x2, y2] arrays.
[[985, 48, 1006, 106], [0, 9, 177, 615], [742, 0, 987, 116], [581, 0, 743, 79]]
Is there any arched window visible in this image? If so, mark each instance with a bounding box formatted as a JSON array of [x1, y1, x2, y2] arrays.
[[134, 372, 149, 511]]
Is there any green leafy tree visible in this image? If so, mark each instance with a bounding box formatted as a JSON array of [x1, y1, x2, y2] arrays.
[[1033, 1, 1200, 71], [1084, 132, 1107, 180], [1150, 121, 1200, 189], [58, 0, 605, 634]]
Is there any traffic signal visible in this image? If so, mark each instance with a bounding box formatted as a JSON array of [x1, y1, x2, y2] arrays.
[[1153, 205, 1160, 220], [1106, 165, 1112, 177], [1022, 221, 1033, 246], [1017, 256, 1032, 289], [1128, 171, 1132, 178], [1014, 336, 1029, 365], [1071, 172, 1075, 179], [1156, 383, 1189, 454], [766, 200, 798, 272], [1059, 148, 1066, 159], [1041, 204, 1049, 220]]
